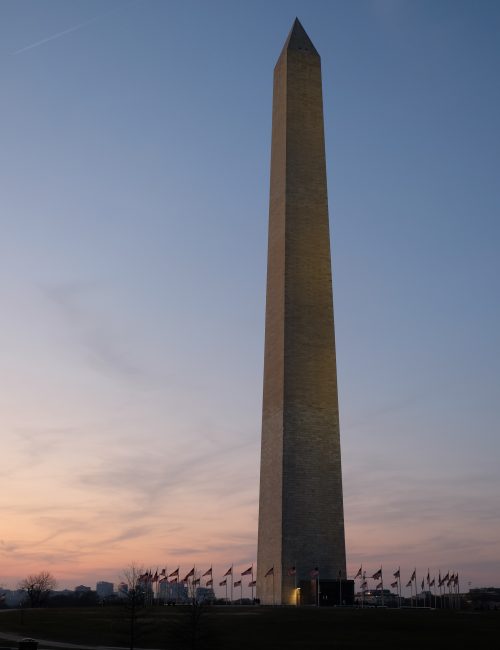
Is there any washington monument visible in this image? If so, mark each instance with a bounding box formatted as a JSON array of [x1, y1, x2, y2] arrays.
[[257, 19, 347, 606]]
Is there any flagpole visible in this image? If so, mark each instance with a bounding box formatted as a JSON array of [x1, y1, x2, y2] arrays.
[[359, 566, 363, 609], [273, 571, 275, 606], [398, 567, 401, 608], [251, 565, 254, 604], [231, 564, 234, 605], [380, 566, 384, 607], [339, 569, 342, 607]]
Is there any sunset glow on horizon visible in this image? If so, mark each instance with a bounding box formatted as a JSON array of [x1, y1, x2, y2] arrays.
[[1, 0, 499, 596]]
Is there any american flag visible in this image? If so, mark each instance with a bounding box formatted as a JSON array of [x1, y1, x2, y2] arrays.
[[372, 569, 382, 580], [249, 580, 256, 587], [224, 566, 233, 577], [219, 579, 227, 587], [241, 567, 253, 576], [183, 568, 195, 580], [202, 567, 212, 577], [265, 567, 274, 577], [310, 568, 319, 578], [168, 568, 179, 578], [287, 566, 296, 576], [354, 567, 362, 579], [234, 580, 242, 587]]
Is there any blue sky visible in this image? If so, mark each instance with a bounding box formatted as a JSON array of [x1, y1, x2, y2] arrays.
[[0, 0, 499, 592]]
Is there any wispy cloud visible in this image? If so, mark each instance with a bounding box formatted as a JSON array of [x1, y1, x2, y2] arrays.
[[12, 426, 75, 466], [41, 281, 158, 386], [76, 435, 257, 513]]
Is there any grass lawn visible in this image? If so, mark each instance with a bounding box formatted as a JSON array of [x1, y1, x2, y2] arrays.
[[0, 606, 498, 649]]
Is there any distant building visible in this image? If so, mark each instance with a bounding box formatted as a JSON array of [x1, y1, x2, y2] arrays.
[[159, 581, 188, 602], [469, 587, 500, 610], [195, 587, 215, 603], [96, 581, 114, 599], [75, 585, 91, 593], [2, 589, 25, 607], [355, 589, 398, 607], [117, 582, 129, 597], [50, 589, 73, 597]]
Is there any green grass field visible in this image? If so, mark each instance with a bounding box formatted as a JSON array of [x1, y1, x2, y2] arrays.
[[0, 606, 498, 649]]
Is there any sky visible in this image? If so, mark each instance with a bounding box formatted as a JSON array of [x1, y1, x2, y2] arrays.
[[0, 0, 499, 597]]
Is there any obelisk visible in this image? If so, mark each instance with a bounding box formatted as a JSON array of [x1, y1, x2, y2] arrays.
[[257, 19, 346, 606]]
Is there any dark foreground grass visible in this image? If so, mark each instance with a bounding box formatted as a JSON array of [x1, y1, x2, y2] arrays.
[[0, 606, 499, 649]]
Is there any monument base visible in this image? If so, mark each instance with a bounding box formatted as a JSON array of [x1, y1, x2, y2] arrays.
[[298, 579, 355, 606]]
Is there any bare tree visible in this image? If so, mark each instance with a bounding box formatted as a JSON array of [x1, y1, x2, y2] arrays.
[[121, 564, 146, 650], [19, 571, 57, 607]]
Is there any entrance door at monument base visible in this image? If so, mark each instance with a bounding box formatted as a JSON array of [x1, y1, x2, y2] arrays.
[[298, 579, 354, 606]]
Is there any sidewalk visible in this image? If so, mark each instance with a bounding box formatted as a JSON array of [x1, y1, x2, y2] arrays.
[[0, 631, 161, 650]]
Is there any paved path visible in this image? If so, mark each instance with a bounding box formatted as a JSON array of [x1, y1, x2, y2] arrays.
[[0, 630, 160, 650]]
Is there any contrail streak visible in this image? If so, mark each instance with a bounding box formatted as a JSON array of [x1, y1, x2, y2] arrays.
[[12, 17, 100, 55], [11, 3, 132, 56]]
